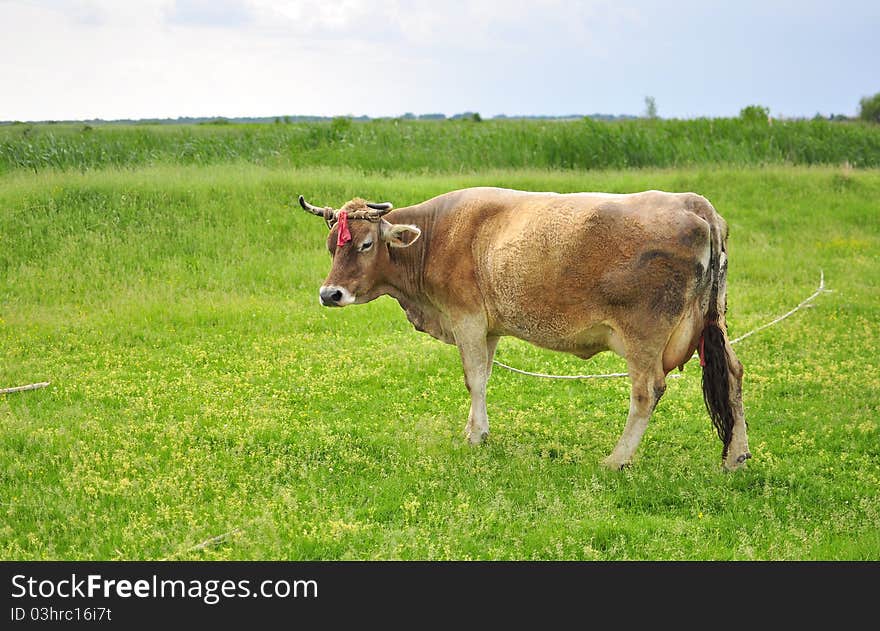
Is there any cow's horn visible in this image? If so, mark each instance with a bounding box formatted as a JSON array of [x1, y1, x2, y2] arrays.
[[366, 201, 393, 212], [362, 202, 393, 220], [298, 195, 335, 222]]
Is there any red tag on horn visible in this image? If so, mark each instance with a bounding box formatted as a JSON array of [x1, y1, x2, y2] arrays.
[[336, 210, 351, 247]]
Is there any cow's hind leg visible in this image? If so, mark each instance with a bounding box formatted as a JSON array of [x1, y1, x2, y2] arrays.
[[721, 341, 751, 471], [602, 356, 667, 470]]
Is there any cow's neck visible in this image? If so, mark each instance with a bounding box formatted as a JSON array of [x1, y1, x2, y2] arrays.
[[379, 205, 458, 344], [382, 206, 432, 302]]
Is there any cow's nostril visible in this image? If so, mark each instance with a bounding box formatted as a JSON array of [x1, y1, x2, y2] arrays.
[[330, 290, 343, 302]]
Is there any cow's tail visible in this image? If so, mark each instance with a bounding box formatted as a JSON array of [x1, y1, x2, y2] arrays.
[[700, 230, 735, 461]]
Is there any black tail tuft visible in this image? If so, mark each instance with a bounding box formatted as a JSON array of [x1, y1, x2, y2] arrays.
[[701, 320, 734, 460], [701, 236, 734, 461]]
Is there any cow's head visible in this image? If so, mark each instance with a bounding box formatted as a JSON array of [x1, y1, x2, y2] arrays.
[[299, 195, 421, 307]]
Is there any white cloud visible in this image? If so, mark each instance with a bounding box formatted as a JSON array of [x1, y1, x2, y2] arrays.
[[0, 0, 877, 120]]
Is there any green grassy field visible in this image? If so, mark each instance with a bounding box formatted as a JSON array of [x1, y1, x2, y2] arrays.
[[2, 147, 879, 558]]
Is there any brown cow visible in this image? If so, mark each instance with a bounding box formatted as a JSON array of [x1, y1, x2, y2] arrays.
[[299, 187, 751, 470]]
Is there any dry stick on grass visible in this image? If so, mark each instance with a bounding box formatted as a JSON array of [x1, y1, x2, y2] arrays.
[[162, 528, 243, 561], [0, 382, 50, 394]]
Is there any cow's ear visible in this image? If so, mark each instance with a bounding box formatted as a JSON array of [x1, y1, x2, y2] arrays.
[[380, 220, 421, 248]]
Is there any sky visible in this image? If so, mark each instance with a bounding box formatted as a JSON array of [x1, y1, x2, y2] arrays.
[[1, 0, 878, 121]]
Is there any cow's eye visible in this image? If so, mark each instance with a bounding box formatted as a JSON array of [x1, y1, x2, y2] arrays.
[[359, 240, 373, 252]]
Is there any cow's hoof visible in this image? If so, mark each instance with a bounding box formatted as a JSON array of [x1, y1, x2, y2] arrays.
[[722, 451, 752, 471], [601, 457, 629, 471], [466, 430, 489, 445]]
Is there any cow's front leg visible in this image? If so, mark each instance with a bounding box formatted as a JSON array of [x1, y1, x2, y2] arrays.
[[455, 322, 492, 445]]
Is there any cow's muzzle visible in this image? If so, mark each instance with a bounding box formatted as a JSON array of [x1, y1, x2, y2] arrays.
[[319, 285, 354, 307]]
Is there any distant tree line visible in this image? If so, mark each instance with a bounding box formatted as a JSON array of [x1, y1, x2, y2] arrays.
[[4, 92, 879, 127], [0, 112, 639, 127]]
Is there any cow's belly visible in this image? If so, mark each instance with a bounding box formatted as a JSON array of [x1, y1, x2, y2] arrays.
[[487, 295, 616, 359]]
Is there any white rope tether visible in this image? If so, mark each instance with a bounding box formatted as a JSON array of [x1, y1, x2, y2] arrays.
[[492, 362, 629, 380], [493, 270, 831, 381], [728, 270, 829, 345]]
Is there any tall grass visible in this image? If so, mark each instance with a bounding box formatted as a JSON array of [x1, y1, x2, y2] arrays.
[[2, 116, 879, 174]]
